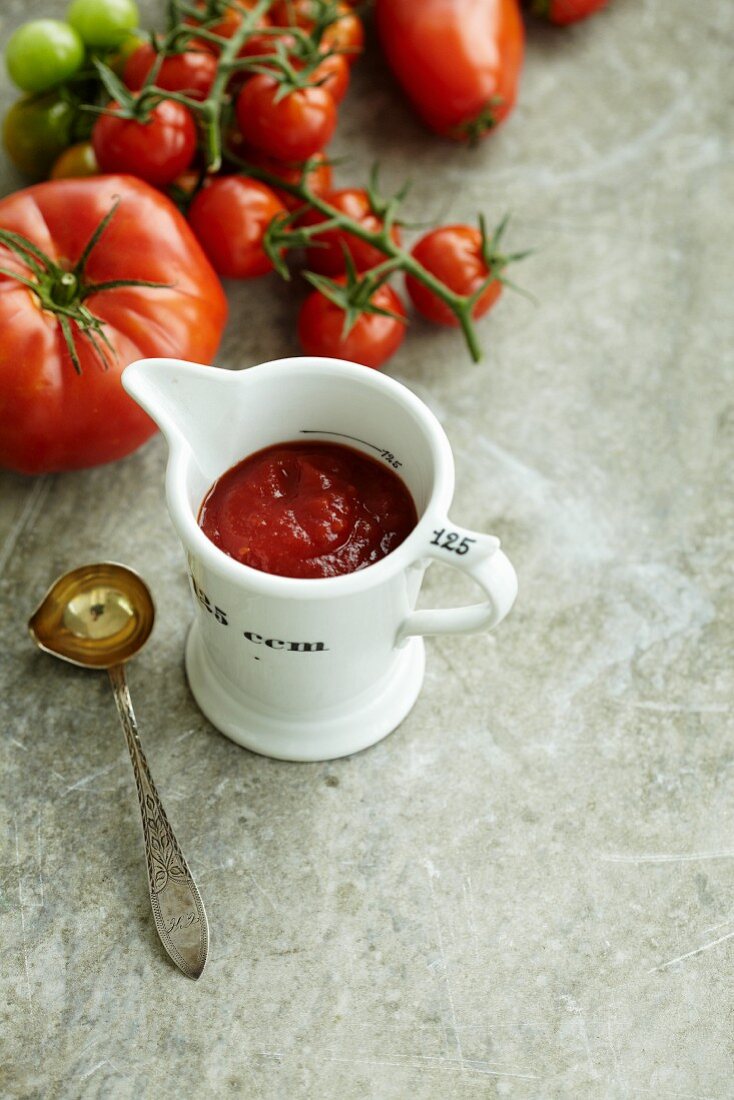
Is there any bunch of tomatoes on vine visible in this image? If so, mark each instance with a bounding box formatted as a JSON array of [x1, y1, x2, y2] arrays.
[[0, 0, 610, 474]]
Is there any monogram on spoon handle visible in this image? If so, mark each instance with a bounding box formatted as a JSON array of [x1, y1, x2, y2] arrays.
[[108, 664, 209, 980]]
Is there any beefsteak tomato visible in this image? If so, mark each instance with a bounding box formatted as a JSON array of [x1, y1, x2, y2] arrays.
[[0, 175, 227, 474]]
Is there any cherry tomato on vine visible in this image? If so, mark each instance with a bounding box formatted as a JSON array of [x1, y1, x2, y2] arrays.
[[298, 281, 407, 368], [5, 19, 84, 94], [243, 39, 349, 103], [236, 75, 336, 161], [529, 0, 609, 23], [309, 53, 350, 105], [66, 0, 140, 48], [300, 188, 401, 276], [187, 175, 285, 278], [405, 225, 501, 326], [92, 99, 197, 187], [272, 1, 364, 61], [320, 5, 364, 59], [3, 92, 76, 179], [185, 0, 270, 46], [376, 0, 523, 142], [108, 33, 146, 76], [123, 42, 218, 100], [238, 150, 333, 210], [50, 141, 99, 179]]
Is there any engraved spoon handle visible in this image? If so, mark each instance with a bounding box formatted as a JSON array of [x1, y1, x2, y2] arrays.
[[108, 663, 209, 980]]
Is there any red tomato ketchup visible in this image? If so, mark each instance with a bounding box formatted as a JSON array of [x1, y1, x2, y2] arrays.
[[198, 441, 418, 579]]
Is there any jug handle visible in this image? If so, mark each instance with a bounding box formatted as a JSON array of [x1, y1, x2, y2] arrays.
[[397, 520, 517, 642]]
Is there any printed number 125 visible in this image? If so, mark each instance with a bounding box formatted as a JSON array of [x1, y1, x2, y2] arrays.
[[431, 529, 476, 556]]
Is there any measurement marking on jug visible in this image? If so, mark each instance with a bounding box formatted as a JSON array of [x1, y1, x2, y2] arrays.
[[430, 529, 477, 556], [300, 430, 403, 469], [190, 578, 229, 625]]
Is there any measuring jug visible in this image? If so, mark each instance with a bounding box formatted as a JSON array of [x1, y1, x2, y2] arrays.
[[122, 357, 517, 761]]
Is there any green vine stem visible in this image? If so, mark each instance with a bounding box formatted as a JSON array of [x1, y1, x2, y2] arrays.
[[86, 0, 528, 363], [234, 153, 520, 363]]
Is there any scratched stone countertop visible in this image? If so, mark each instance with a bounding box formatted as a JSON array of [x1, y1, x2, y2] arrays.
[[1, 1, 733, 1097]]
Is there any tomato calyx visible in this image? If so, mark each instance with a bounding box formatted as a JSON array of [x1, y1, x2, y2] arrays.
[[0, 199, 170, 373], [88, 56, 184, 123], [239, 41, 333, 97], [451, 98, 505, 147], [475, 212, 534, 302], [303, 251, 405, 339]]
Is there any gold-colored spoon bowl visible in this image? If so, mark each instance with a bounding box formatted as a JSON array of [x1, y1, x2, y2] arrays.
[[29, 562, 154, 670], [28, 562, 208, 980]]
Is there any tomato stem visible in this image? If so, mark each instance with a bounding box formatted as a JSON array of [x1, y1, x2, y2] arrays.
[[232, 149, 486, 362], [160, 0, 276, 172], [51, 272, 79, 307]]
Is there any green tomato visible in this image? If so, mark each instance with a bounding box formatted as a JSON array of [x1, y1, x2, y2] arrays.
[[66, 0, 140, 49], [5, 20, 84, 94], [3, 92, 76, 179]]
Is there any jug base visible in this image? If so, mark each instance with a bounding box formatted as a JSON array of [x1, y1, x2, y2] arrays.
[[185, 622, 425, 761]]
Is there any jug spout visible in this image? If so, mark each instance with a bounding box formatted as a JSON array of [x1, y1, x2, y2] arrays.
[[123, 357, 238, 459]]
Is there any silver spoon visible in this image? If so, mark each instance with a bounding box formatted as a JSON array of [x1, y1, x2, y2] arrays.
[[29, 562, 208, 980]]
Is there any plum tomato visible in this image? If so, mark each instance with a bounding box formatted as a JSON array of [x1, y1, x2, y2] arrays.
[[123, 42, 218, 100], [376, 0, 523, 141], [301, 188, 401, 276], [187, 175, 285, 277], [92, 98, 197, 187], [50, 140, 99, 179], [236, 74, 336, 161], [405, 225, 502, 326], [298, 281, 406, 368], [3, 91, 76, 179], [5, 19, 84, 94], [66, 0, 140, 48]]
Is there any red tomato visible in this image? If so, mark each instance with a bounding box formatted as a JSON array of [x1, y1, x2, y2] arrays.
[[300, 188, 401, 276], [235, 35, 347, 102], [298, 281, 406, 368], [93, 99, 197, 187], [187, 0, 241, 38], [123, 43, 218, 100], [0, 176, 227, 474], [184, 0, 270, 42], [235, 74, 336, 161], [320, 6, 364, 59], [237, 149, 333, 210], [187, 175, 285, 278], [376, 0, 524, 141], [531, 0, 609, 23], [310, 52, 350, 104], [183, 1, 272, 54], [405, 225, 501, 326], [237, 30, 297, 60], [272, 1, 364, 61]]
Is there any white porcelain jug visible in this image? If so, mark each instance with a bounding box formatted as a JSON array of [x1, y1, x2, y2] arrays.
[[122, 357, 517, 761]]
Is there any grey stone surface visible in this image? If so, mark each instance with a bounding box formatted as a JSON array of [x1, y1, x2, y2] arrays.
[[1, 0, 733, 1096]]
